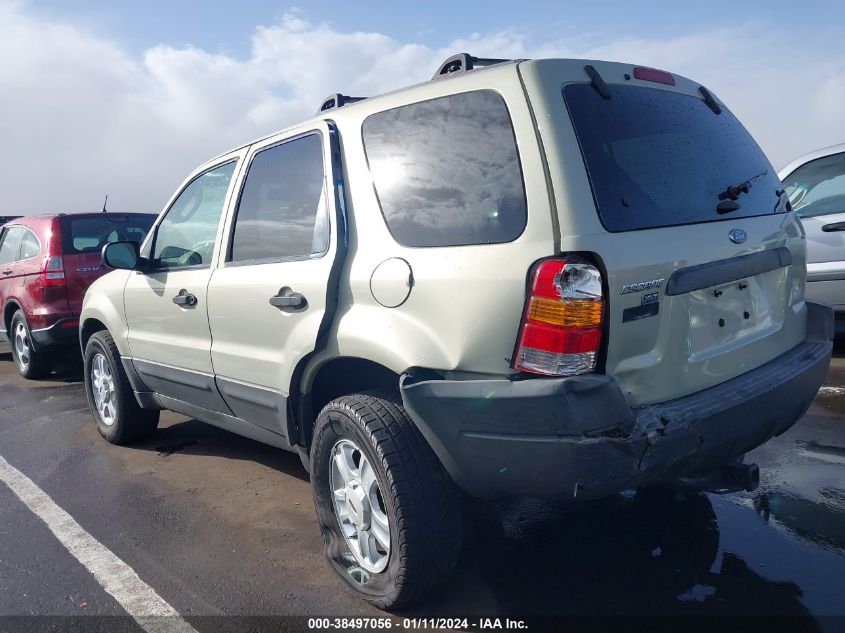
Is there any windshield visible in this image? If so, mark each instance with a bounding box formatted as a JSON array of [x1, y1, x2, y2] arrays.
[[782, 152, 845, 218], [563, 84, 783, 232], [60, 214, 155, 255]]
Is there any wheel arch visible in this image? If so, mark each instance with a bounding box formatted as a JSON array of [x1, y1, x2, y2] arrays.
[[80, 317, 108, 351], [291, 355, 402, 449], [3, 299, 23, 332], [79, 293, 132, 357]]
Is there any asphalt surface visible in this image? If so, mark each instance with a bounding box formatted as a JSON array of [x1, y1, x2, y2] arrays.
[[1, 341, 844, 631]]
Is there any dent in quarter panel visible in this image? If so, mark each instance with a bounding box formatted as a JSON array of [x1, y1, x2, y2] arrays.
[[324, 67, 556, 379]]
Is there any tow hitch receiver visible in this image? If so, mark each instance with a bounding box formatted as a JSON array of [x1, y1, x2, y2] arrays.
[[721, 462, 760, 492]]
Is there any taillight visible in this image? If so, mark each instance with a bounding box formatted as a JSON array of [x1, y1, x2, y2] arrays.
[[41, 218, 65, 287], [513, 258, 604, 377], [42, 256, 66, 286]]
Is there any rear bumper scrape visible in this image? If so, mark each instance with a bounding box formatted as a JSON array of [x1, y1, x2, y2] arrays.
[[400, 301, 833, 500]]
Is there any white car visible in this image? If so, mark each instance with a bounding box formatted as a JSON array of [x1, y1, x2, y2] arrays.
[[780, 144, 845, 330]]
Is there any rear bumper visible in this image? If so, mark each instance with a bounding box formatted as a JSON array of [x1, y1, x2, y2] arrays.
[[400, 301, 833, 500], [30, 318, 79, 350]]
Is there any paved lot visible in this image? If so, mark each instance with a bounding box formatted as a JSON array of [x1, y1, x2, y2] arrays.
[[1, 341, 844, 631]]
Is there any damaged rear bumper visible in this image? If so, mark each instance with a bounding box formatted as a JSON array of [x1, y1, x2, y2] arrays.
[[400, 301, 833, 500]]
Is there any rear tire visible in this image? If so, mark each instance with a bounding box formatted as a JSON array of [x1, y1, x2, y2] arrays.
[[10, 311, 53, 379], [84, 330, 158, 444], [310, 391, 461, 609]]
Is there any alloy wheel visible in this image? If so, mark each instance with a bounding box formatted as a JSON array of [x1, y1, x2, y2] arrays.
[[90, 353, 117, 426], [330, 439, 391, 573], [13, 322, 30, 370]]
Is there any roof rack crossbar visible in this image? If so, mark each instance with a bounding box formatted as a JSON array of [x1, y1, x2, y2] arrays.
[[431, 53, 511, 79], [317, 93, 367, 115]]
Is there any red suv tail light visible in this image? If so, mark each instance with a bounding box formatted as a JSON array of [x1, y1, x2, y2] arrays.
[[513, 258, 604, 377], [41, 218, 65, 287], [42, 256, 66, 286]]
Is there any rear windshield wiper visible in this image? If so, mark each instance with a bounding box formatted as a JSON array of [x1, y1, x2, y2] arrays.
[[718, 169, 769, 202], [716, 169, 769, 214]]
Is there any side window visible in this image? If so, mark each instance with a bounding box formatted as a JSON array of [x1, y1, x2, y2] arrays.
[[19, 229, 40, 260], [0, 227, 24, 265], [784, 152, 845, 218], [229, 134, 327, 263], [362, 90, 527, 247], [152, 161, 237, 268]]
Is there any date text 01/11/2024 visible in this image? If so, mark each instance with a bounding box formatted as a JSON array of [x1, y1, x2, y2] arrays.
[[307, 618, 529, 630]]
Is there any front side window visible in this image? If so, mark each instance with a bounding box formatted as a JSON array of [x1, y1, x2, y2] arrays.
[[152, 161, 237, 268], [362, 90, 527, 247], [783, 152, 845, 218], [229, 134, 328, 263], [0, 227, 24, 265], [19, 229, 40, 260]]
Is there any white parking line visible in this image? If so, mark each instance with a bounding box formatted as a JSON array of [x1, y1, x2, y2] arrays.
[[0, 454, 199, 633], [818, 386, 845, 396]]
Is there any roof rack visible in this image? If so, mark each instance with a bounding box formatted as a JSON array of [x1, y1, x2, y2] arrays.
[[431, 53, 511, 79], [316, 54, 513, 114], [317, 93, 367, 115]]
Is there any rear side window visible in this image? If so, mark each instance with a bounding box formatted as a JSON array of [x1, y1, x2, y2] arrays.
[[563, 84, 783, 232], [782, 152, 845, 218], [0, 227, 23, 265], [362, 90, 526, 247], [229, 134, 328, 263], [19, 229, 40, 260], [61, 215, 155, 255]]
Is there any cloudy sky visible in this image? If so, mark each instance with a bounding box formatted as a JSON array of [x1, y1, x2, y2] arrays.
[[2, 0, 845, 215]]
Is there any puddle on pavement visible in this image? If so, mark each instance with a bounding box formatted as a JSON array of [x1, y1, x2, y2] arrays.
[[440, 489, 845, 622]]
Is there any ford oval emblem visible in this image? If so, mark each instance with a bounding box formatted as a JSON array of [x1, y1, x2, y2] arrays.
[[729, 228, 747, 244]]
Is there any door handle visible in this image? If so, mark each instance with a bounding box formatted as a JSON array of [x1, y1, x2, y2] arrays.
[[1, 269, 12, 276], [269, 288, 306, 311], [172, 289, 198, 307]]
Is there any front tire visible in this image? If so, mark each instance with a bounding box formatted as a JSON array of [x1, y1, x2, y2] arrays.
[[10, 311, 54, 379], [311, 392, 461, 609], [84, 331, 158, 444]]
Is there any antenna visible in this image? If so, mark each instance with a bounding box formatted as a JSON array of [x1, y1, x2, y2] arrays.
[[101, 194, 108, 213]]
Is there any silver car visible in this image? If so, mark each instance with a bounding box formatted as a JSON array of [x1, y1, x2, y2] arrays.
[[780, 144, 845, 329]]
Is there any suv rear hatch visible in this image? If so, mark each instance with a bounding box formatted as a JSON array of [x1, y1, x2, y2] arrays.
[[59, 214, 155, 312], [519, 60, 806, 407]]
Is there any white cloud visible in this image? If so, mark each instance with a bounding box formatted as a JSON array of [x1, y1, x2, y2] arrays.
[[0, 4, 843, 215]]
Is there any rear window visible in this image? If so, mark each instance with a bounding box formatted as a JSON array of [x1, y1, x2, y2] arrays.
[[362, 90, 527, 247], [563, 84, 783, 232], [60, 215, 155, 255]]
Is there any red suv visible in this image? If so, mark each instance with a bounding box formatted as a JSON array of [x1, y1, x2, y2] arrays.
[[0, 213, 155, 378]]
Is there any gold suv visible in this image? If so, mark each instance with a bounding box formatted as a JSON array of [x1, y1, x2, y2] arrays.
[[81, 53, 833, 608]]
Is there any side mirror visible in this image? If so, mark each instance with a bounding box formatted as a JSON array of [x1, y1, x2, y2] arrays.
[[102, 241, 140, 270]]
